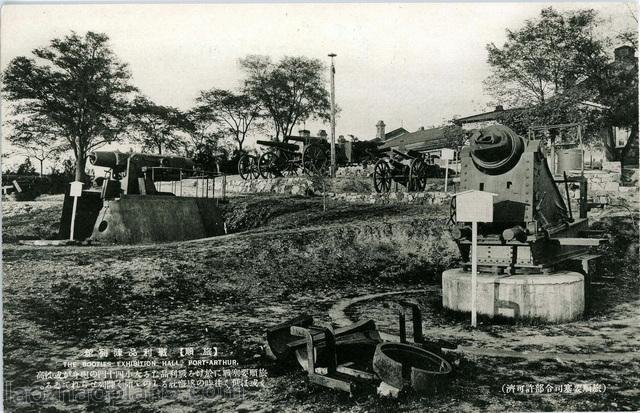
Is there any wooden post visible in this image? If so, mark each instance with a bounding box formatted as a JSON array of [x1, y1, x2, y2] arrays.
[[444, 159, 449, 193], [68, 181, 83, 241], [328, 53, 337, 178], [70, 196, 78, 241], [471, 220, 478, 327]]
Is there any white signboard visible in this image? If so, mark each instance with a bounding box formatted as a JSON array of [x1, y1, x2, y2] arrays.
[[70, 181, 84, 197], [441, 148, 455, 161], [452, 190, 496, 327], [454, 190, 496, 223]]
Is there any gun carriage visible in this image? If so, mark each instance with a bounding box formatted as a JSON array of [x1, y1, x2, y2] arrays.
[[372, 149, 437, 193], [237, 136, 329, 179]]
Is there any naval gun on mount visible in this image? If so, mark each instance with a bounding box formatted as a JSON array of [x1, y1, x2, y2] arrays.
[[58, 151, 225, 244], [450, 125, 607, 274]]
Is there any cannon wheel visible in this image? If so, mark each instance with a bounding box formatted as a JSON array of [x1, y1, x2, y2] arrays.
[[302, 144, 329, 176], [258, 151, 282, 179], [238, 154, 256, 180], [250, 156, 260, 179], [408, 158, 428, 192], [448, 195, 456, 225], [281, 152, 300, 177], [373, 159, 392, 193]]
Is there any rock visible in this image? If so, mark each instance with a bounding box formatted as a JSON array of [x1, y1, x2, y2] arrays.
[[377, 381, 401, 398]]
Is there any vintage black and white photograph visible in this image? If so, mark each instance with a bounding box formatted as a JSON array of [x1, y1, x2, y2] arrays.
[[1, 2, 638, 412]]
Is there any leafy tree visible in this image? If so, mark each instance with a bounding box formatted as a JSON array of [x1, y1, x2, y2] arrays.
[[192, 88, 262, 152], [128, 96, 186, 155], [486, 7, 638, 167], [595, 46, 638, 165], [6, 115, 65, 176], [441, 124, 468, 154], [240, 55, 331, 141], [16, 157, 37, 176], [2, 31, 137, 181], [485, 7, 608, 106]]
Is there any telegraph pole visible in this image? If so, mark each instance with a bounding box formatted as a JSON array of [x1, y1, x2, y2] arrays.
[[328, 53, 337, 178]]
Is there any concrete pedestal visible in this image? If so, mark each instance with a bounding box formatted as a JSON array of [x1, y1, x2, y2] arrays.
[[89, 196, 224, 244], [442, 268, 584, 322]]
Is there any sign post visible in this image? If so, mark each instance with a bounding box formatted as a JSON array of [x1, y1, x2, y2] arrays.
[[441, 148, 455, 193], [452, 190, 496, 327], [69, 181, 83, 241]]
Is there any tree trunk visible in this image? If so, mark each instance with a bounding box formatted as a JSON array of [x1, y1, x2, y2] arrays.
[[39, 159, 44, 178], [75, 154, 86, 182], [601, 127, 618, 162], [619, 123, 639, 171]]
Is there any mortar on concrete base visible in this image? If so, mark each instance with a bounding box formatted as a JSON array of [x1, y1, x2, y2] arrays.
[[441, 268, 584, 322]]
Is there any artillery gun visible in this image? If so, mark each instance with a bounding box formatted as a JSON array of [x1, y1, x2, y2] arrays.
[[442, 125, 608, 322], [372, 149, 435, 193], [58, 151, 224, 244], [450, 125, 606, 274]]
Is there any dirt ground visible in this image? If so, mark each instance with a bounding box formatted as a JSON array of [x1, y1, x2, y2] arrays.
[[2, 193, 639, 412]]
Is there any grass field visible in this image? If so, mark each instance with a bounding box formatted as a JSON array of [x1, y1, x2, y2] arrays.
[[2, 194, 639, 412]]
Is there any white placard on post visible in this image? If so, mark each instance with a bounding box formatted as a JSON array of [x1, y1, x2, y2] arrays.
[[452, 190, 496, 327], [69, 181, 83, 241], [441, 149, 455, 193]]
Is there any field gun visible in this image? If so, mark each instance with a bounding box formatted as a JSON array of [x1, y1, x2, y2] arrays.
[[450, 124, 607, 274], [372, 149, 440, 193]]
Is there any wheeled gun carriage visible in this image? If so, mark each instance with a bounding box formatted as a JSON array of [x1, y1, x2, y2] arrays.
[[372, 149, 439, 193], [58, 151, 224, 244], [450, 125, 607, 274], [237, 135, 329, 179]]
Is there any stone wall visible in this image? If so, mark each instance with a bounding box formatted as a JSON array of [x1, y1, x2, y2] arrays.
[[325, 191, 450, 205]]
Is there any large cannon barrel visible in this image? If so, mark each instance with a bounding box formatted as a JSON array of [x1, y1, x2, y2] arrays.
[[88, 151, 131, 169], [158, 156, 195, 170], [469, 125, 525, 174], [89, 151, 195, 171]]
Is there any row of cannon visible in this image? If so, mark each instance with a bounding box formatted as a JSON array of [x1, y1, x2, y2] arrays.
[[237, 135, 450, 193]]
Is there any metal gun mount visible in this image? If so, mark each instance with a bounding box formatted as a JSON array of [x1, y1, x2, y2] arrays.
[[451, 125, 607, 274], [89, 151, 199, 199]]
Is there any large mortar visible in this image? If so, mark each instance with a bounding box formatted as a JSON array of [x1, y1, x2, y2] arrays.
[[442, 268, 584, 322]]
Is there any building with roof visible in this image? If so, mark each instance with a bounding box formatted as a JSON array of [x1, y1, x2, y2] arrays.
[[375, 121, 408, 141], [453, 105, 522, 131]]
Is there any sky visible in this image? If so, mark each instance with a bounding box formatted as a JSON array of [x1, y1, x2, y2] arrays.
[[1, 2, 637, 169]]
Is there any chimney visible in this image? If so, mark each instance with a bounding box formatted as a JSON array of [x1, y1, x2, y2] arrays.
[[495, 105, 504, 112], [614, 45, 635, 62], [418, 126, 425, 131], [318, 130, 328, 140], [299, 129, 310, 138], [376, 120, 386, 140]]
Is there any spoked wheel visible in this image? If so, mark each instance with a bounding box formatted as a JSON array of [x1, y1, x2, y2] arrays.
[[249, 156, 260, 179], [373, 159, 393, 193], [281, 153, 300, 177], [238, 154, 255, 180], [448, 195, 456, 225], [258, 151, 282, 179], [408, 158, 428, 192], [302, 144, 329, 176]]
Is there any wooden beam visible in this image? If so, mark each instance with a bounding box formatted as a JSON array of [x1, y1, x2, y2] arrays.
[[549, 237, 607, 246]]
